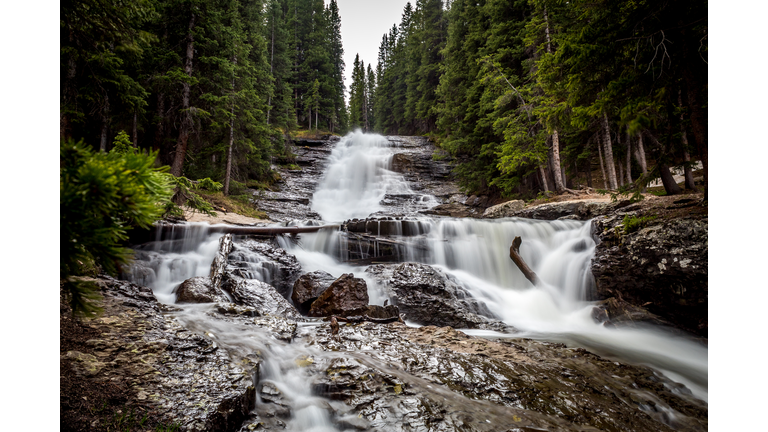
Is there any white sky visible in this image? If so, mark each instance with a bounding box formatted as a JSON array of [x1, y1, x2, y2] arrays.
[[331, 0, 413, 101]]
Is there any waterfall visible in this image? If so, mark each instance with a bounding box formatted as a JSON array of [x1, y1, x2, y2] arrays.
[[310, 130, 437, 221], [124, 131, 706, 430]]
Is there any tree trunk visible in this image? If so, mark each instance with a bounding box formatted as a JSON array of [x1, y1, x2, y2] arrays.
[[99, 93, 109, 152], [681, 27, 708, 198], [132, 111, 138, 147], [539, 165, 550, 192], [625, 130, 632, 184], [171, 12, 196, 177], [601, 113, 618, 190], [153, 92, 165, 152], [61, 45, 77, 141], [509, 236, 539, 286], [597, 134, 608, 190], [266, 15, 275, 125], [678, 89, 697, 191], [551, 130, 564, 192], [617, 158, 624, 188], [659, 163, 682, 195], [308, 106, 312, 130], [635, 133, 648, 192], [224, 54, 237, 196]]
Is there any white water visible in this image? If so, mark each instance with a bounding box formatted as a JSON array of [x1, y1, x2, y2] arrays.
[[127, 131, 706, 430], [310, 130, 438, 221]]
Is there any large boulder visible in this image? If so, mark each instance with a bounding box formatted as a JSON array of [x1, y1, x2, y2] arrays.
[[366, 262, 507, 330], [226, 238, 302, 296], [221, 273, 302, 319], [422, 202, 481, 218], [308, 273, 369, 317], [509, 199, 618, 220], [291, 270, 336, 314], [175, 276, 228, 304], [482, 199, 525, 218], [591, 215, 708, 337]]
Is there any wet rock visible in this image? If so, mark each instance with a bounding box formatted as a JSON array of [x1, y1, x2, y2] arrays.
[[482, 199, 525, 218], [390, 153, 414, 173], [227, 238, 302, 297], [365, 304, 400, 319], [366, 263, 507, 330], [221, 273, 302, 320], [422, 202, 481, 218], [175, 276, 228, 304], [291, 270, 336, 314], [61, 276, 258, 431], [308, 273, 369, 317], [591, 216, 708, 337], [301, 321, 707, 432], [591, 297, 679, 331], [510, 199, 616, 221], [210, 234, 233, 289]]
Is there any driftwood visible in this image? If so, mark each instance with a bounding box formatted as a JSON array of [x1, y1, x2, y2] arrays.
[[509, 236, 539, 286]]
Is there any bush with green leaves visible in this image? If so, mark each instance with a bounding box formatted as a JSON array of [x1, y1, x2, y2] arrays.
[[60, 140, 174, 317]]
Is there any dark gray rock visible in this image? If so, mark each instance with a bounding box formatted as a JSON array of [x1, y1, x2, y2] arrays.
[[300, 321, 708, 432], [591, 216, 708, 337], [509, 199, 618, 221], [227, 238, 302, 297], [422, 202, 482, 218], [221, 272, 302, 320], [366, 263, 507, 330], [291, 270, 336, 314], [175, 276, 228, 304], [62, 276, 258, 432], [482, 199, 526, 218], [308, 273, 369, 317]]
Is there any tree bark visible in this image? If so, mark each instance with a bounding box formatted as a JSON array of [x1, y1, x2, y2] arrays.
[[132, 111, 138, 147], [625, 130, 632, 185], [539, 165, 550, 192], [171, 12, 196, 177], [601, 113, 618, 190], [153, 91, 166, 152], [678, 89, 697, 191], [99, 93, 109, 152], [597, 134, 608, 190], [509, 236, 539, 286], [634, 133, 648, 192], [658, 163, 682, 195], [551, 130, 564, 192], [681, 27, 708, 198], [224, 54, 237, 196]]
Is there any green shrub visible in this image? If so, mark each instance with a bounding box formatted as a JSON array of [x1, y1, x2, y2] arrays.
[[110, 130, 133, 155], [228, 180, 246, 195], [60, 140, 174, 317], [622, 214, 658, 234], [196, 177, 223, 191], [164, 176, 217, 217]]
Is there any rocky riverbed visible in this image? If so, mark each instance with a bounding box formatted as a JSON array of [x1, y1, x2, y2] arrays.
[[61, 133, 708, 431]]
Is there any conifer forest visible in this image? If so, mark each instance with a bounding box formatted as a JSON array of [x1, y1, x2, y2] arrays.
[[61, 0, 707, 200]]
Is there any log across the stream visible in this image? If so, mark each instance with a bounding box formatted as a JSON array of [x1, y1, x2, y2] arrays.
[[509, 236, 540, 286], [156, 223, 340, 236]]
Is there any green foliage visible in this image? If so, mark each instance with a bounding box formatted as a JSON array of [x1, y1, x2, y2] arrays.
[[196, 177, 223, 191], [622, 214, 658, 234], [228, 179, 246, 195], [164, 176, 218, 217], [110, 130, 134, 155], [60, 140, 173, 317]]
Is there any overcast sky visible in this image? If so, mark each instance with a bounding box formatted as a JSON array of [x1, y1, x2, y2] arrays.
[[331, 0, 412, 101]]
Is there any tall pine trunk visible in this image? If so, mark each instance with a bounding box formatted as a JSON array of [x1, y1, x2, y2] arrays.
[[266, 15, 275, 125], [99, 93, 109, 151], [153, 92, 165, 152], [597, 134, 608, 190], [601, 113, 618, 190], [132, 111, 138, 147], [634, 133, 648, 192], [539, 165, 550, 192], [625, 130, 632, 185], [551, 130, 564, 192], [678, 90, 697, 191], [171, 12, 196, 177], [224, 55, 237, 196], [681, 26, 708, 198]]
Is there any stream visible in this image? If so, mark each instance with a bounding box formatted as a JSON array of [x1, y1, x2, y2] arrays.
[[125, 131, 707, 431]]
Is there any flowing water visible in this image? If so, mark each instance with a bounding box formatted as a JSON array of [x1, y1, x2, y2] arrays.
[[127, 131, 707, 430]]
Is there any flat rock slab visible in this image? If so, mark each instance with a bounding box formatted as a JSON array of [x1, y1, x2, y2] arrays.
[[300, 321, 708, 432], [61, 276, 257, 431]]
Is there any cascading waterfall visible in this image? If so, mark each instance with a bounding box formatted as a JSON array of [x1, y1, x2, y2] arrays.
[[310, 130, 437, 221], [126, 131, 706, 431]]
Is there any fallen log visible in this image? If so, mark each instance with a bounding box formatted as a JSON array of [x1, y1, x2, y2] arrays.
[[509, 236, 539, 286], [154, 223, 340, 238]]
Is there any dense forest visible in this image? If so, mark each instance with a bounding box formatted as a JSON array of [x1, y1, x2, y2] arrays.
[[61, 0, 348, 193], [348, 0, 707, 199]]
